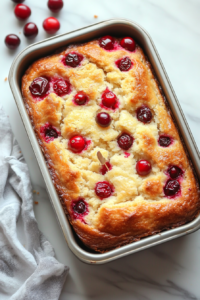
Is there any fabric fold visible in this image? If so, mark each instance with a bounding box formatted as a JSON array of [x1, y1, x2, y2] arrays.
[[0, 107, 68, 300]]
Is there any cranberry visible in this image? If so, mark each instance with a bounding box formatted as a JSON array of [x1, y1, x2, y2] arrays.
[[168, 166, 182, 179], [72, 199, 87, 215], [100, 162, 112, 175], [158, 135, 172, 147], [45, 127, 58, 139], [29, 77, 50, 97], [72, 199, 88, 220], [118, 133, 133, 150], [53, 79, 70, 96], [74, 91, 88, 105], [136, 105, 152, 123], [99, 35, 115, 50], [43, 17, 60, 34], [5, 34, 20, 49], [14, 4, 31, 20], [40, 123, 60, 143], [164, 180, 180, 197], [65, 53, 83, 68], [96, 112, 111, 127], [120, 37, 136, 52], [23, 23, 38, 38], [48, 0, 64, 12], [136, 160, 152, 176], [95, 181, 113, 199], [102, 89, 117, 109], [116, 57, 133, 72], [69, 136, 86, 153], [12, 0, 25, 3]]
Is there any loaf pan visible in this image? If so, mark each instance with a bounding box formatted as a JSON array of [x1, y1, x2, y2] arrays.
[[9, 19, 200, 264]]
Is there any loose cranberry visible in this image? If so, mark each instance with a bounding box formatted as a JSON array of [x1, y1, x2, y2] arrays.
[[102, 89, 117, 109], [5, 34, 20, 49], [168, 166, 182, 179], [14, 4, 31, 20], [23, 23, 38, 38], [95, 181, 113, 199], [74, 91, 88, 105], [72, 199, 87, 215], [116, 57, 133, 72], [118, 133, 134, 150], [120, 37, 136, 52], [136, 160, 152, 176], [69, 136, 86, 153], [136, 105, 152, 123], [65, 52, 83, 68], [48, 0, 64, 12], [100, 162, 112, 175], [12, 0, 25, 3], [43, 17, 60, 34], [158, 135, 172, 147], [164, 180, 180, 197], [99, 35, 115, 50], [53, 79, 70, 96], [96, 112, 111, 127], [40, 123, 59, 142], [29, 77, 50, 97]]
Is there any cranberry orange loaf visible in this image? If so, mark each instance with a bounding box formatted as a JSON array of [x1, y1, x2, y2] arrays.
[[22, 36, 200, 252]]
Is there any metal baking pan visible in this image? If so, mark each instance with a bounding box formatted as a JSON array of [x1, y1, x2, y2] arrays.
[[9, 19, 200, 264]]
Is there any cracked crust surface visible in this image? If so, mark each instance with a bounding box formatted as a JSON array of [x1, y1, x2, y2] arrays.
[[22, 38, 200, 252]]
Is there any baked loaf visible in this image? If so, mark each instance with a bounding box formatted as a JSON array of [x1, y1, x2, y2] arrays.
[[22, 35, 200, 252]]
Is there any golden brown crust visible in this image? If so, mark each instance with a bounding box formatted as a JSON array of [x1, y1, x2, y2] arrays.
[[22, 37, 200, 253]]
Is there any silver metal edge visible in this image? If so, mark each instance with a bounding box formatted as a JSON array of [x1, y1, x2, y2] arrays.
[[8, 18, 200, 264]]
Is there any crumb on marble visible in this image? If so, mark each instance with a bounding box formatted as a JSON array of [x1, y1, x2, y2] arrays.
[[94, 15, 98, 18], [19, 32, 21, 34], [37, 192, 39, 195], [4, 77, 7, 82], [33, 190, 36, 193], [34, 201, 39, 205], [19, 151, 21, 153]]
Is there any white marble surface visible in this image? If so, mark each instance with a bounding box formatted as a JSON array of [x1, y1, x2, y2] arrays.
[[1, 0, 200, 299]]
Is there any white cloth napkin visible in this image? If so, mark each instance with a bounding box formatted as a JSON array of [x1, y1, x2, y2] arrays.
[[0, 106, 69, 300]]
